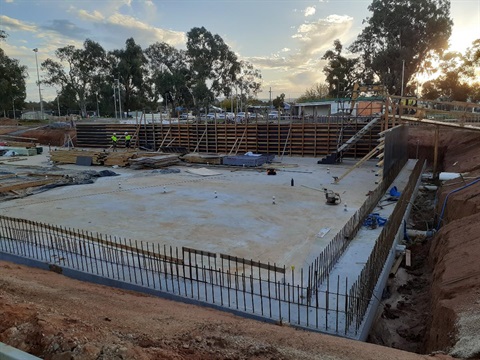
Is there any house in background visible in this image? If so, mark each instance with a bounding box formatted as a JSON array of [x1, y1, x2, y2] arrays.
[[292, 97, 384, 119]]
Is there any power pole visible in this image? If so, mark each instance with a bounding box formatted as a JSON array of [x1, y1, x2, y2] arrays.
[[116, 78, 122, 120], [33, 48, 44, 121]]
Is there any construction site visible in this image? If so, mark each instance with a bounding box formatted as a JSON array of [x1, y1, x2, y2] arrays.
[[1, 90, 480, 360]]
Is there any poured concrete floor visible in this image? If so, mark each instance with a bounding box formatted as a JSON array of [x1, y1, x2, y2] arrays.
[[1, 151, 382, 269]]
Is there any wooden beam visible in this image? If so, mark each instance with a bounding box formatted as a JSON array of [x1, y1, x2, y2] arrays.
[[396, 115, 480, 132], [334, 143, 383, 184], [0, 179, 57, 193]]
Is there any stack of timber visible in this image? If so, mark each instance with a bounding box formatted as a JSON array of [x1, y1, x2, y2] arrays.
[[103, 151, 138, 167], [50, 149, 108, 165], [0, 140, 37, 148], [128, 154, 180, 169], [182, 152, 224, 165]]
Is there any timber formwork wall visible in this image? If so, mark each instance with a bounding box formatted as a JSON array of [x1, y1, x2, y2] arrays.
[[76, 122, 381, 157]]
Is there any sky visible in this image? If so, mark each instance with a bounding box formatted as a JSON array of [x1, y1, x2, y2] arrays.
[[1, 0, 479, 103]]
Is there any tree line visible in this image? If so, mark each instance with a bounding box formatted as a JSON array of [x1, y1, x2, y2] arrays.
[[297, 0, 479, 104], [1, 0, 480, 118]]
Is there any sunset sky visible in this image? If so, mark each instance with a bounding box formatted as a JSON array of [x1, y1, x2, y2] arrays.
[[1, 0, 479, 102]]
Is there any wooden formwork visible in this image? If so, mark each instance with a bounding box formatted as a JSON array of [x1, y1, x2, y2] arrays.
[[76, 121, 381, 157]]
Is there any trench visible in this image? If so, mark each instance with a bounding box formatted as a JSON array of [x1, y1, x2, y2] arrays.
[[367, 137, 444, 354]]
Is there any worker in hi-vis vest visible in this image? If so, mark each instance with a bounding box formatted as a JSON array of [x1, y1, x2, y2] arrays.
[[125, 132, 132, 149], [111, 133, 118, 152]]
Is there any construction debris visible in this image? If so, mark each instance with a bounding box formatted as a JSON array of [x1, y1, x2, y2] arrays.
[[128, 154, 180, 169], [50, 149, 108, 165]]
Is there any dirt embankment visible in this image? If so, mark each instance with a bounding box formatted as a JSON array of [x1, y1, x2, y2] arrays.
[[424, 129, 480, 358], [0, 261, 451, 360], [408, 127, 480, 358], [370, 126, 480, 358]]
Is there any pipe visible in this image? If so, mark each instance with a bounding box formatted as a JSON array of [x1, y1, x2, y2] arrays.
[[406, 229, 436, 238], [419, 185, 438, 191], [436, 177, 480, 231], [439, 172, 462, 181]]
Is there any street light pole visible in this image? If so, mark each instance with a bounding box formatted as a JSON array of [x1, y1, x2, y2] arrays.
[[401, 60, 405, 97], [12, 97, 16, 120], [56, 91, 61, 118], [33, 48, 44, 120], [116, 78, 122, 120], [113, 85, 118, 120], [96, 93, 100, 117]]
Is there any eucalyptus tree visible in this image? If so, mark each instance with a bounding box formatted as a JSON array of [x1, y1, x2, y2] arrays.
[[144, 42, 192, 111], [41, 39, 107, 117], [109, 38, 148, 115], [422, 48, 478, 102], [186, 27, 241, 111], [296, 83, 330, 103], [0, 32, 27, 115], [234, 60, 262, 111], [350, 0, 453, 95], [322, 40, 362, 97]]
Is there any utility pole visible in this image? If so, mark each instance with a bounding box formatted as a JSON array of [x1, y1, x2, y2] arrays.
[[56, 91, 61, 117], [96, 92, 100, 117], [12, 97, 16, 120], [401, 60, 405, 97], [116, 78, 122, 120], [33, 48, 44, 121], [269, 87, 272, 109], [113, 85, 118, 120]]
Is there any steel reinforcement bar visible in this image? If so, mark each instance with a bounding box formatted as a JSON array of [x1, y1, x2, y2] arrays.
[[346, 159, 425, 331], [0, 215, 368, 337]]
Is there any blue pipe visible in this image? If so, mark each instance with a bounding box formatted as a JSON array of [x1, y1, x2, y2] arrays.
[[436, 177, 480, 231]]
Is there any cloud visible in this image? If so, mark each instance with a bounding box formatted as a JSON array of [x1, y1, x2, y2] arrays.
[[245, 14, 355, 97], [0, 15, 37, 32], [77, 9, 105, 22], [304, 6, 316, 17], [69, 5, 185, 48], [250, 14, 354, 71], [105, 13, 186, 47], [41, 19, 91, 40]]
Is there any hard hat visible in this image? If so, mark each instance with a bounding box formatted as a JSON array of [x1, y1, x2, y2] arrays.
[[113, 133, 116, 135], [125, 132, 128, 135]]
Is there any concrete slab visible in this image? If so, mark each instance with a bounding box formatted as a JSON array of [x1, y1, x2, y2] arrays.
[[0, 149, 382, 270]]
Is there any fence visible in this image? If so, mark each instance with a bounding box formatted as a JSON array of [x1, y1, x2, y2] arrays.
[[346, 159, 425, 332], [0, 215, 369, 338]]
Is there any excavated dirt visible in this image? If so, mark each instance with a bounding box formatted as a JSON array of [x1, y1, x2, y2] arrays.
[[0, 261, 453, 360], [1, 124, 480, 359], [370, 125, 480, 359]]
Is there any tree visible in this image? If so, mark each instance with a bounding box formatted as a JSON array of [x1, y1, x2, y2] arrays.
[[421, 49, 478, 102], [109, 38, 147, 115], [0, 31, 27, 116], [41, 39, 107, 117], [145, 42, 192, 111], [322, 40, 361, 97], [350, 0, 453, 95], [272, 93, 285, 110], [234, 60, 262, 107], [296, 83, 330, 103], [186, 27, 241, 111]]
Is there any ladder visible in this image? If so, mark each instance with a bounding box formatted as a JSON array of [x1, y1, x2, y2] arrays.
[[318, 116, 381, 164]]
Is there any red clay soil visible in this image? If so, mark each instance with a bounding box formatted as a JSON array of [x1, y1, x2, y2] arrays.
[[0, 261, 453, 360], [408, 126, 480, 358]]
